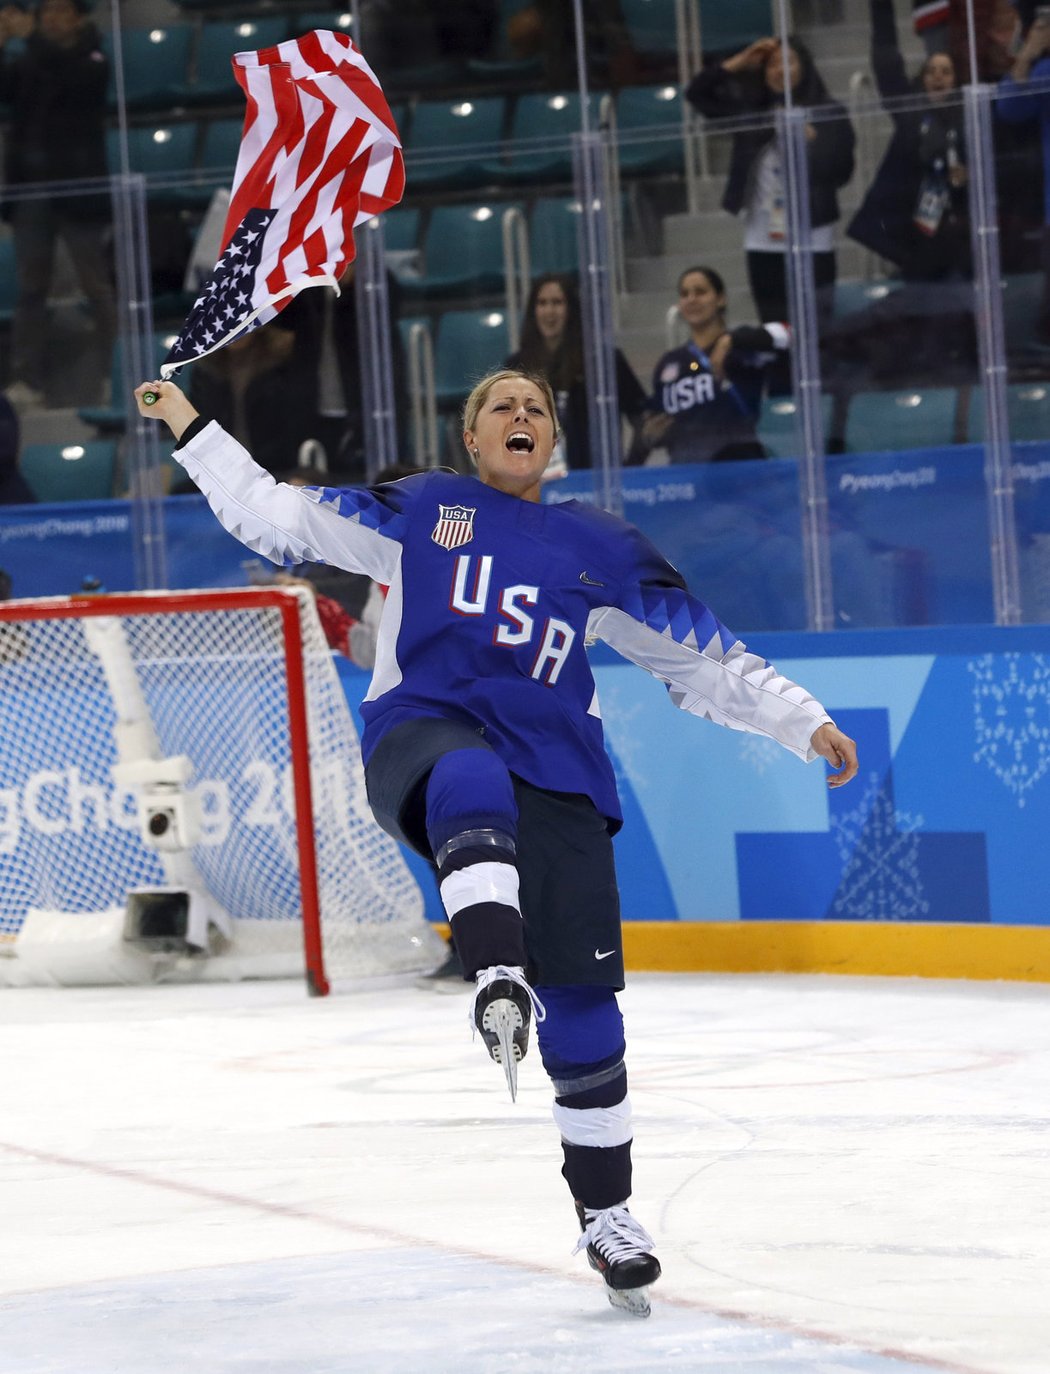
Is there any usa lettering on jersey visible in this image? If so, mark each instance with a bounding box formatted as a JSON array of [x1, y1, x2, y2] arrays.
[[448, 554, 575, 686], [432, 505, 476, 550], [662, 373, 717, 415]]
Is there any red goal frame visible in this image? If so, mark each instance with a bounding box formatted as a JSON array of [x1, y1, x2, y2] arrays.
[[0, 588, 330, 995]]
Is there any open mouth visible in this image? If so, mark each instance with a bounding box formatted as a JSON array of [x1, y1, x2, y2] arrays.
[[506, 432, 535, 454]]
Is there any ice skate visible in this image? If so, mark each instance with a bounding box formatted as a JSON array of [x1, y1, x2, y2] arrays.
[[574, 1201, 661, 1317], [470, 965, 545, 1102]]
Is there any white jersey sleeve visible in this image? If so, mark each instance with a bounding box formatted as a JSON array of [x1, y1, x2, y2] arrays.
[[175, 420, 413, 583], [588, 530, 832, 762]]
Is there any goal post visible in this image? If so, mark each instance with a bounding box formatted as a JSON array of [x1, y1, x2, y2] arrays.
[[0, 587, 444, 991]]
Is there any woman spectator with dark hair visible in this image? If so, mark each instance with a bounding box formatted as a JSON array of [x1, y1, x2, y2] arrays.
[[849, 0, 969, 283], [640, 266, 790, 465], [686, 37, 855, 331], [504, 273, 646, 473], [834, 0, 974, 385]]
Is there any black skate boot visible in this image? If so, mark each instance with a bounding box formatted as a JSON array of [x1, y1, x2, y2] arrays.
[[574, 1200, 661, 1317], [470, 965, 545, 1102]]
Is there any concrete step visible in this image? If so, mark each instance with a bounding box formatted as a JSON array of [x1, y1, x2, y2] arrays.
[[626, 247, 748, 293]]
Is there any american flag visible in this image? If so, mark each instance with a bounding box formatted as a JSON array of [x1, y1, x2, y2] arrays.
[[160, 29, 404, 378]]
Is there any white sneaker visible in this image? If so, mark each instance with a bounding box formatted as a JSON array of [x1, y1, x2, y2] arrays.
[[5, 381, 45, 411]]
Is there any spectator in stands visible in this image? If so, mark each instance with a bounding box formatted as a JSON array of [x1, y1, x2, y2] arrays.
[[851, 0, 969, 281], [913, 0, 1024, 77], [0, 0, 115, 412], [996, 9, 1050, 343], [638, 266, 790, 465], [504, 274, 646, 473], [686, 38, 855, 336], [276, 263, 407, 483], [830, 0, 976, 387], [507, 0, 639, 89], [358, 0, 499, 78], [0, 391, 35, 503]]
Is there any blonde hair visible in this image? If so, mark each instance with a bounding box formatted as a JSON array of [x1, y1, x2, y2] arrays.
[[461, 369, 559, 445]]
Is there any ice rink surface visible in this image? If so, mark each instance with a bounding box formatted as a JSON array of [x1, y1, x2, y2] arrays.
[[2, 971, 1048, 1374]]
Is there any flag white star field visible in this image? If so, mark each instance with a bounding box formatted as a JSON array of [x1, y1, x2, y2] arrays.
[[161, 29, 404, 378]]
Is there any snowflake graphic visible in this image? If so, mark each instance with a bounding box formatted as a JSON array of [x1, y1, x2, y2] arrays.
[[739, 733, 783, 776], [968, 653, 1050, 807], [830, 773, 929, 920], [598, 686, 649, 792]]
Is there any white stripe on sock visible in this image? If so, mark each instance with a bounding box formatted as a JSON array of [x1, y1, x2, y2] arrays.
[[439, 861, 520, 920], [553, 1095, 633, 1149]]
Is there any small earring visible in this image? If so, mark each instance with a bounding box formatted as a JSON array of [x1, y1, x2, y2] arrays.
[[472, 446, 480, 458]]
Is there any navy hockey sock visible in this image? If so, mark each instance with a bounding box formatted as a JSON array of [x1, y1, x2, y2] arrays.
[[425, 749, 524, 978], [537, 986, 633, 1209]]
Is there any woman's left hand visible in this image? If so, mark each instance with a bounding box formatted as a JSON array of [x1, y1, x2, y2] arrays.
[[810, 722, 858, 789]]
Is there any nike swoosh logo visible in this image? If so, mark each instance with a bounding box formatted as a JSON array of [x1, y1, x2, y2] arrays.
[[580, 572, 605, 587], [594, 948, 616, 960]]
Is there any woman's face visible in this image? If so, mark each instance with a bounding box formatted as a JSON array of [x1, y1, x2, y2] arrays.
[[678, 272, 725, 332], [465, 376, 556, 500], [534, 281, 568, 344], [922, 53, 956, 100], [764, 45, 802, 95]]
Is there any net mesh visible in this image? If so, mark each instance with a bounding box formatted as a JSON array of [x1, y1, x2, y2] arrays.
[[0, 591, 440, 981]]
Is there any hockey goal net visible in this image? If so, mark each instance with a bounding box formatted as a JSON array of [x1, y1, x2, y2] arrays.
[[0, 587, 442, 992]]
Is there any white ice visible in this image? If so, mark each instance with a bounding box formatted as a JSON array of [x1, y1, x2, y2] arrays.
[[2, 972, 1049, 1374]]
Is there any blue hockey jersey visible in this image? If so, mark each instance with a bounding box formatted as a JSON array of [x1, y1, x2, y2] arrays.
[[175, 423, 832, 825]]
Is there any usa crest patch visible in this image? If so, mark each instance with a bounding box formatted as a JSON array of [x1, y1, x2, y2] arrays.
[[431, 504, 476, 550]]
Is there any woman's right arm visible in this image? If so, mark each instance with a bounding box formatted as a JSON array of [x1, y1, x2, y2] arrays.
[[870, 0, 910, 105], [686, 40, 775, 118], [135, 381, 408, 583]]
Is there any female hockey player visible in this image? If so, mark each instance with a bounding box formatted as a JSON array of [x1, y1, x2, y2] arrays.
[[135, 368, 857, 1318]]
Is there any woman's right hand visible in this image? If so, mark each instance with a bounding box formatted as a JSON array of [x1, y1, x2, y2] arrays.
[[134, 380, 200, 441], [722, 37, 777, 74]]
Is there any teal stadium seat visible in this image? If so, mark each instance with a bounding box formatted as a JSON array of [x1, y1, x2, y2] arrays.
[[620, 0, 677, 59], [404, 97, 506, 192], [528, 197, 584, 277], [832, 278, 901, 319], [698, 0, 773, 55], [102, 25, 193, 113], [844, 388, 960, 453], [181, 19, 287, 106], [105, 123, 198, 209], [967, 382, 1050, 444], [1000, 272, 1043, 357], [106, 123, 197, 178], [527, 195, 627, 277], [293, 12, 355, 38], [20, 441, 117, 503], [383, 208, 423, 287], [614, 85, 684, 176], [488, 92, 600, 186], [757, 395, 835, 458], [433, 310, 510, 407], [416, 202, 524, 300]]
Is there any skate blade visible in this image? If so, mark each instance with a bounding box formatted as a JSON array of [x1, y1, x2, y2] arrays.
[[484, 1002, 522, 1102], [605, 1285, 651, 1318]]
